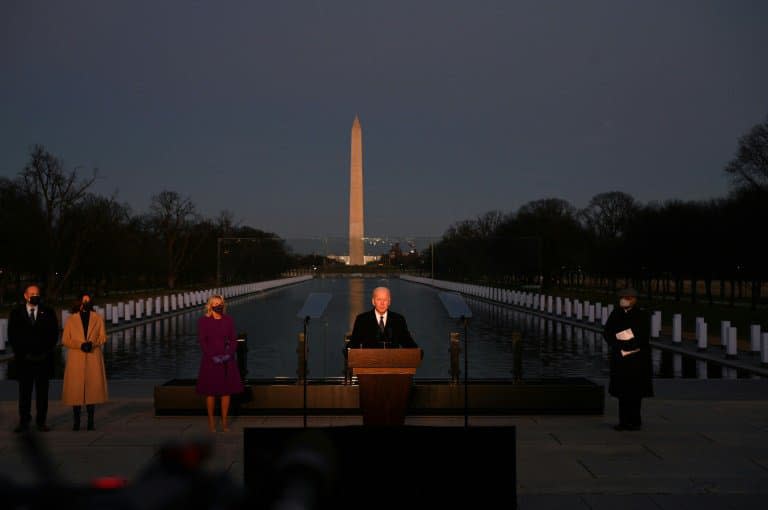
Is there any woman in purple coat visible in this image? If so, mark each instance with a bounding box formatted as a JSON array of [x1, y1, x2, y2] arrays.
[[196, 294, 243, 432]]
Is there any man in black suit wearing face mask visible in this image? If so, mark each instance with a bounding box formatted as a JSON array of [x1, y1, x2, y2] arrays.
[[348, 286, 417, 349], [8, 284, 59, 433]]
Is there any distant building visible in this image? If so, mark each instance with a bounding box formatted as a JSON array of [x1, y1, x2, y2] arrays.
[[327, 254, 380, 265]]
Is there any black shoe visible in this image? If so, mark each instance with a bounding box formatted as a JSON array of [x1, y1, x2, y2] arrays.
[[625, 424, 642, 431], [14, 423, 30, 433], [36, 424, 51, 432]]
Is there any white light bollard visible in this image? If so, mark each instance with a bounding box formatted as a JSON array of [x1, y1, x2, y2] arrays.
[[0, 318, 8, 352], [170, 294, 177, 311], [720, 321, 730, 350], [145, 298, 153, 317], [651, 311, 662, 338], [112, 306, 119, 325], [594, 302, 602, 323], [163, 295, 170, 313], [105, 303, 113, 322], [672, 314, 682, 344], [124, 302, 132, 322], [136, 299, 143, 320], [587, 304, 595, 323], [583, 301, 590, 321], [697, 321, 708, 351], [750, 325, 761, 355], [555, 297, 562, 316], [762, 333, 768, 367], [727, 326, 738, 359], [564, 299, 572, 318], [546, 295, 553, 314]]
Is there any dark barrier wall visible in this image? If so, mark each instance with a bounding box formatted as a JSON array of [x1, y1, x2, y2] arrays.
[[244, 426, 517, 509]]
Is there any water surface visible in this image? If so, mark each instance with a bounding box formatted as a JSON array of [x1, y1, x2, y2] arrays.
[[4, 277, 750, 381]]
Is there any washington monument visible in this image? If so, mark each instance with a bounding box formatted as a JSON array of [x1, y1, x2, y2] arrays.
[[349, 115, 364, 265]]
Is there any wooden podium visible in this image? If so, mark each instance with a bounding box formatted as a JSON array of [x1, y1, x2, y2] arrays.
[[347, 348, 422, 426]]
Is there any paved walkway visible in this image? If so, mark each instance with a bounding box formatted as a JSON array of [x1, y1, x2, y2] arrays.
[[1, 378, 767, 509]]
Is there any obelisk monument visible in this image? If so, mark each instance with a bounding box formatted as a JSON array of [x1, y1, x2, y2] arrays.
[[348, 115, 364, 265]]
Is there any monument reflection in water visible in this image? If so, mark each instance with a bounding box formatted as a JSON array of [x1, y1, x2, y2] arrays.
[[94, 277, 749, 381]]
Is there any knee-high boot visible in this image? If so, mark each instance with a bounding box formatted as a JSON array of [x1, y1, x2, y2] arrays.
[[73, 406, 81, 431], [86, 404, 95, 431]]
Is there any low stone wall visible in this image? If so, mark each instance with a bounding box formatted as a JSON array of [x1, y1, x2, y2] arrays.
[[153, 377, 604, 416]]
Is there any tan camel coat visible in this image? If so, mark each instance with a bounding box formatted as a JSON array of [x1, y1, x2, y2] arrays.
[[61, 311, 109, 405]]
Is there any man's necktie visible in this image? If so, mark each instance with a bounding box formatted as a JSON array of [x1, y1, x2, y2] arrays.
[[29, 309, 35, 323], [378, 315, 385, 332]]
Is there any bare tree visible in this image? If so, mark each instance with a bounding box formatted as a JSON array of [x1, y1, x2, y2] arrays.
[[148, 190, 206, 289], [725, 115, 768, 192], [580, 191, 638, 240], [474, 210, 506, 238], [215, 209, 238, 235], [19, 145, 97, 298]]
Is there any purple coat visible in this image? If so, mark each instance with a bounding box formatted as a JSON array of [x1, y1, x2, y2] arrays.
[[195, 314, 244, 396]]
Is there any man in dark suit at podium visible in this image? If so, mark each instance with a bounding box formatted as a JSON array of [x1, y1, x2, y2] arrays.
[[348, 286, 417, 348]]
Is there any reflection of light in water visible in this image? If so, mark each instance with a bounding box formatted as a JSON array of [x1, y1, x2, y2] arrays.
[[574, 327, 583, 354], [652, 349, 661, 373], [586, 331, 595, 355], [673, 354, 682, 377], [697, 360, 707, 379], [348, 278, 365, 336]]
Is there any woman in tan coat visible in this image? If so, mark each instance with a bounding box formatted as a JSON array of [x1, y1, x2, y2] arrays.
[[61, 293, 108, 430]]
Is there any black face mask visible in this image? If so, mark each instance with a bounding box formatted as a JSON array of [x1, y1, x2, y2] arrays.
[[28, 295, 41, 306], [212, 305, 224, 314], [82, 302, 93, 312]]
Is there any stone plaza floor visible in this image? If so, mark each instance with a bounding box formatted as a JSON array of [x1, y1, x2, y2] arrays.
[[0, 378, 767, 509]]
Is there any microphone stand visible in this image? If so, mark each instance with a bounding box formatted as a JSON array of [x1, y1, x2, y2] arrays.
[[303, 315, 310, 428], [462, 315, 470, 428], [294, 292, 332, 430]]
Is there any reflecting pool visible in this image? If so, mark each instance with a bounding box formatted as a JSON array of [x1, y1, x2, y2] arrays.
[[2, 277, 755, 381]]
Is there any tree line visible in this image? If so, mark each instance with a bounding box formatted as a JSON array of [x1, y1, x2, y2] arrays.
[[2, 116, 766, 307], [0, 145, 293, 303], [428, 116, 768, 310]]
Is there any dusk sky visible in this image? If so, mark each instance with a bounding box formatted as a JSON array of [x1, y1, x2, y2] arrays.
[[2, 1, 767, 241]]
